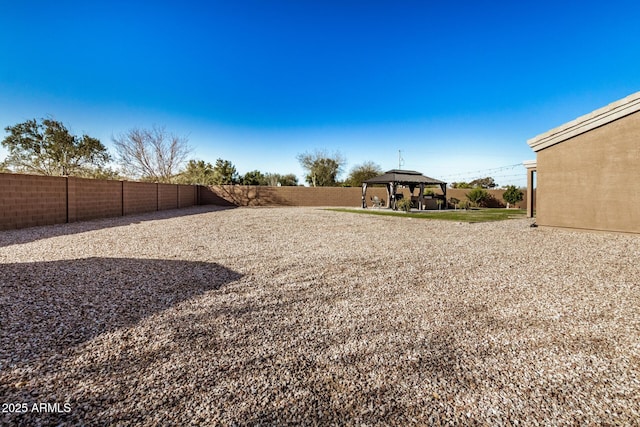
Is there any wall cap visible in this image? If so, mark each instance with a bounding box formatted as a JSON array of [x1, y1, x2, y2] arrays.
[[527, 91, 640, 152]]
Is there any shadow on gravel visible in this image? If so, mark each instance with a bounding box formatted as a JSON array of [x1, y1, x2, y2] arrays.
[[0, 205, 235, 248], [0, 257, 242, 368], [1, 270, 630, 425]]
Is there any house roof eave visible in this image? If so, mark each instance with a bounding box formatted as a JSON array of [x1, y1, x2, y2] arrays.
[[527, 91, 640, 152]]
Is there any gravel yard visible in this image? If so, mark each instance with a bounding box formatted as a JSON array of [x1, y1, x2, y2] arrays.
[[1, 206, 639, 425]]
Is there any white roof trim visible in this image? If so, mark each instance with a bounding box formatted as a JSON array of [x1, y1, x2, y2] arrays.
[[527, 91, 640, 152], [522, 160, 537, 169]]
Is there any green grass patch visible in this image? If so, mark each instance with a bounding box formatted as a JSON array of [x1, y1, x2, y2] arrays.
[[327, 208, 526, 222]]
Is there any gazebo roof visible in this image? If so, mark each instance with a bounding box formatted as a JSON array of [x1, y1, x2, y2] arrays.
[[364, 169, 446, 185]]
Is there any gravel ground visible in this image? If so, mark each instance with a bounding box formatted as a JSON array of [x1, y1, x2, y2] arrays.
[[1, 206, 639, 426]]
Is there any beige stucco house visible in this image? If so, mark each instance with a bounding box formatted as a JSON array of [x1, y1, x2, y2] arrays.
[[525, 91, 640, 234]]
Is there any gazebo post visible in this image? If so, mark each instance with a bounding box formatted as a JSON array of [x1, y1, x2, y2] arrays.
[[361, 183, 367, 208], [441, 183, 447, 209], [419, 183, 424, 210], [385, 184, 390, 208], [389, 182, 395, 209]]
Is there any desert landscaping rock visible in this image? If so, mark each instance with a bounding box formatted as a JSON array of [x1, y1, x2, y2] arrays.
[[1, 206, 639, 425]]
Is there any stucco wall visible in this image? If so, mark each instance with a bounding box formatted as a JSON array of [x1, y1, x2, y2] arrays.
[[536, 110, 640, 233]]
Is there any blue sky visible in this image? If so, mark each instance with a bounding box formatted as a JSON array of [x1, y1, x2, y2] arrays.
[[1, 1, 639, 187]]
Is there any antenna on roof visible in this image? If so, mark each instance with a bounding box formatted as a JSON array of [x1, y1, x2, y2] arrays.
[[398, 150, 404, 169]]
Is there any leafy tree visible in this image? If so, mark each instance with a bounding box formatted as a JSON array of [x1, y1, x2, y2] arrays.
[[469, 177, 497, 189], [466, 187, 489, 207], [84, 167, 122, 180], [450, 181, 471, 188], [112, 126, 191, 182], [296, 150, 346, 187], [1, 118, 110, 176], [265, 173, 298, 186], [211, 158, 239, 184], [176, 160, 215, 185], [503, 185, 524, 208], [242, 170, 267, 185], [344, 161, 382, 187], [279, 173, 298, 186], [451, 177, 497, 189]]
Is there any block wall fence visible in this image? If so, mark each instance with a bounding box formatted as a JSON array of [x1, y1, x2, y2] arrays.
[[1, 172, 527, 231], [0, 173, 198, 231], [200, 185, 528, 209]]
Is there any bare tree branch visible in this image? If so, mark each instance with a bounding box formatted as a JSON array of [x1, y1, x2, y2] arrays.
[[112, 126, 191, 182]]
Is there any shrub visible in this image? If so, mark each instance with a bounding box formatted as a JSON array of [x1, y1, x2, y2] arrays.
[[503, 185, 524, 207], [466, 187, 488, 207], [396, 197, 413, 212], [483, 193, 502, 208]]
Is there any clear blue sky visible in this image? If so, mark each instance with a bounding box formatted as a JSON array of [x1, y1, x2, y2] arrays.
[[1, 1, 639, 187]]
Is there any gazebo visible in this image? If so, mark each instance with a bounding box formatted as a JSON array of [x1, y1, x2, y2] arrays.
[[362, 169, 447, 210]]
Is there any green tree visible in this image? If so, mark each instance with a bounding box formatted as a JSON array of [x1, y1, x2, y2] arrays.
[[176, 160, 215, 185], [112, 126, 191, 182], [502, 185, 524, 208], [296, 150, 346, 187], [211, 158, 239, 184], [450, 181, 471, 188], [466, 187, 489, 207], [265, 173, 298, 186], [469, 177, 497, 189], [344, 161, 382, 187], [84, 167, 122, 180], [242, 170, 267, 185], [279, 173, 298, 186], [1, 118, 110, 176]]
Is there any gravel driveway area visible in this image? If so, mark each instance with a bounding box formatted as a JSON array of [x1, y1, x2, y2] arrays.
[[1, 206, 639, 425]]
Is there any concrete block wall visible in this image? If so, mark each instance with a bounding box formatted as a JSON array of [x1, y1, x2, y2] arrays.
[[202, 185, 527, 209], [444, 188, 527, 209], [178, 185, 197, 208], [69, 177, 122, 222], [124, 181, 158, 215], [0, 173, 67, 229], [0, 171, 527, 231], [158, 184, 179, 210], [0, 172, 199, 231], [203, 185, 389, 207], [199, 186, 238, 206]]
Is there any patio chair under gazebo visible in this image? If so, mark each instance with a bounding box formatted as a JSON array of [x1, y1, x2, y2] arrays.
[[362, 169, 447, 210]]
